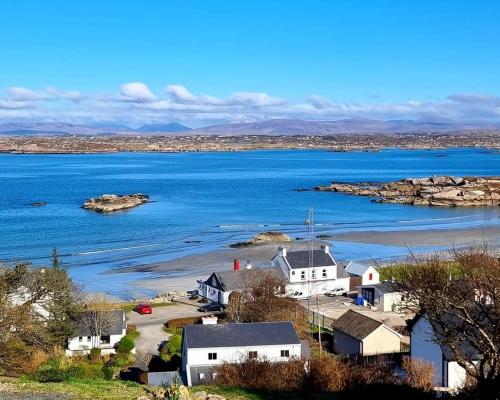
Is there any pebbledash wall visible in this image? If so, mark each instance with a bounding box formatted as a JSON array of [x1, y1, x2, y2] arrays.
[[65, 331, 127, 356]]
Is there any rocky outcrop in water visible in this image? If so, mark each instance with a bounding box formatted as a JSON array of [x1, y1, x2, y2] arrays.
[[83, 193, 149, 212], [230, 231, 293, 248], [315, 176, 500, 207]]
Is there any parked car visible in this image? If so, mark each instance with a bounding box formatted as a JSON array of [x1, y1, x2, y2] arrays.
[[287, 291, 306, 299], [197, 303, 225, 312], [324, 288, 348, 297], [134, 303, 153, 314]]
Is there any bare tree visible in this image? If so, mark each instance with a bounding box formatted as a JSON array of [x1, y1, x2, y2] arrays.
[[79, 294, 116, 348], [383, 246, 500, 398]]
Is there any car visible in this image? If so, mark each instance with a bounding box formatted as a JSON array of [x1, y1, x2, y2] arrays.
[[134, 303, 153, 314], [197, 303, 225, 312], [286, 291, 305, 299], [324, 288, 348, 297]]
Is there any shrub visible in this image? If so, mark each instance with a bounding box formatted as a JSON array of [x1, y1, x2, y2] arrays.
[[401, 356, 435, 392], [214, 358, 306, 391], [109, 354, 132, 368], [166, 334, 182, 356], [165, 316, 201, 329], [308, 357, 351, 392], [102, 365, 115, 380], [117, 335, 135, 354], [34, 357, 68, 383], [88, 347, 101, 361]]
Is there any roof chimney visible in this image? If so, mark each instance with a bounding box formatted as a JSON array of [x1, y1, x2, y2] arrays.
[[279, 246, 287, 257], [233, 258, 240, 271], [321, 244, 330, 254], [246, 259, 252, 269]]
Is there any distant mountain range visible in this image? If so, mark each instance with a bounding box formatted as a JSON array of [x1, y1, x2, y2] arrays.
[[0, 118, 499, 136]]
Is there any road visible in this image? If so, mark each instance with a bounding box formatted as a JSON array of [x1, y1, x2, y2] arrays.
[[126, 302, 210, 355]]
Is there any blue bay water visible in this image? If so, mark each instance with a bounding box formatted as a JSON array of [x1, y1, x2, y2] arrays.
[[0, 148, 498, 297]]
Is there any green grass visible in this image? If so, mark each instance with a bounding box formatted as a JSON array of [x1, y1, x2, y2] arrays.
[[6, 378, 146, 400], [122, 301, 175, 314], [193, 385, 338, 400]]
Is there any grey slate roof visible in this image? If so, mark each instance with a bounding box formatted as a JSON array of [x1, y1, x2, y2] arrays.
[[331, 310, 382, 340], [183, 321, 300, 349], [362, 281, 399, 294], [284, 250, 336, 269], [73, 309, 125, 337]]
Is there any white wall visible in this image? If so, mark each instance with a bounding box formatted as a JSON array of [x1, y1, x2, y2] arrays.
[[66, 330, 125, 355], [411, 316, 443, 386], [360, 267, 379, 285], [446, 361, 468, 389], [185, 343, 301, 368]]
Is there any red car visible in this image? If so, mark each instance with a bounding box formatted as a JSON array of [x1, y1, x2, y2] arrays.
[[134, 303, 152, 315]]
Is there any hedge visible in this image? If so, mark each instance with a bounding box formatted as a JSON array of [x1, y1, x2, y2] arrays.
[[165, 316, 202, 329]]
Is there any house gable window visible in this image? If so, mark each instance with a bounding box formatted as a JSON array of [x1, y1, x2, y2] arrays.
[[291, 271, 295, 276], [280, 349, 290, 357], [248, 351, 258, 359], [368, 273, 373, 281], [311, 269, 316, 279], [208, 352, 217, 360], [322, 269, 327, 278], [300, 271, 306, 280]]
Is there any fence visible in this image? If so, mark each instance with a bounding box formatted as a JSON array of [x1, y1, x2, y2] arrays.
[[309, 309, 335, 332]]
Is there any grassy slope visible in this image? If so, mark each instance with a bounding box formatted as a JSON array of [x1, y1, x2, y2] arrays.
[[2, 379, 146, 400]]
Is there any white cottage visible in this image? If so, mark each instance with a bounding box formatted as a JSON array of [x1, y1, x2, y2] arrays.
[[344, 262, 379, 286], [182, 321, 303, 386], [66, 309, 128, 356], [271, 245, 350, 298], [410, 313, 481, 390]]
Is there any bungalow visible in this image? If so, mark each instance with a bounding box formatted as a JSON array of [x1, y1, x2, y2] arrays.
[[410, 312, 481, 389], [181, 321, 303, 386], [271, 245, 350, 298], [359, 281, 404, 312], [344, 262, 379, 287], [331, 310, 402, 356], [197, 266, 272, 305], [65, 309, 128, 356]]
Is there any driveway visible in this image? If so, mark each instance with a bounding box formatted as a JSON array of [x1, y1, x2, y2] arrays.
[[126, 302, 209, 355]]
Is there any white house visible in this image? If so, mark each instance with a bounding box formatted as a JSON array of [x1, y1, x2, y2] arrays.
[[65, 309, 128, 356], [359, 281, 404, 312], [8, 285, 52, 319], [182, 321, 303, 386], [271, 245, 350, 298], [410, 313, 481, 390], [344, 262, 379, 286]]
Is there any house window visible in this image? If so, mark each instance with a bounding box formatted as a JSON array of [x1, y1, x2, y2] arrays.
[[291, 271, 295, 275], [368, 273, 373, 281], [248, 351, 258, 359], [78, 336, 83, 342], [208, 352, 217, 360], [301, 271, 306, 280], [311, 269, 316, 279], [87, 336, 91, 341], [322, 269, 327, 278], [280, 349, 290, 357], [100, 335, 110, 344]]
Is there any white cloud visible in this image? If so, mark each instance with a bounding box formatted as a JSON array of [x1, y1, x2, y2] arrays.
[[120, 82, 157, 103], [1, 83, 500, 126]]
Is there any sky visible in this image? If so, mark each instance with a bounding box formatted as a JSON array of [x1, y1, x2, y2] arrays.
[[0, 0, 499, 127]]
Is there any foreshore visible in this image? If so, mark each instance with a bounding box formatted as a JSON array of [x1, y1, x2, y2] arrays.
[[111, 225, 500, 296]]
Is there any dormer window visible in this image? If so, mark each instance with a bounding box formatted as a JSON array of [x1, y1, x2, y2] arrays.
[[322, 269, 327, 278]]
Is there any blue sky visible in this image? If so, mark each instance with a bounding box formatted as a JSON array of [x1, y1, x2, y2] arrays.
[[1, 0, 499, 126]]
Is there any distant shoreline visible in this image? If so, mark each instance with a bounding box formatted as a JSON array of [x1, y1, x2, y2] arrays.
[[1, 133, 499, 154]]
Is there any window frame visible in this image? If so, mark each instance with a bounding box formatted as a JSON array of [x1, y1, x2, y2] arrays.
[[280, 349, 290, 357], [208, 352, 217, 360]]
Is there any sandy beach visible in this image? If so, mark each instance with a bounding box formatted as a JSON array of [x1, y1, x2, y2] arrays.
[[111, 225, 500, 297]]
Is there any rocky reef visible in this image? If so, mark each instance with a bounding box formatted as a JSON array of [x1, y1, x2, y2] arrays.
[[83, 193, 149, 212], [315, 176, 500, 207], [230, 231, 293, 248]]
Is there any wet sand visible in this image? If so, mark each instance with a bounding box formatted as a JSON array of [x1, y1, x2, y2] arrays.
[[111, 225, 499, 296], [332, 225, 500, 247]]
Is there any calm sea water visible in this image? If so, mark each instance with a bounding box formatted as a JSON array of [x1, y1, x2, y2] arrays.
[[0, 148, 498, 297]]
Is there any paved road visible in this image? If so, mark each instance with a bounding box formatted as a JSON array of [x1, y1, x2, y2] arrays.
[[127, 302, 209, 355]]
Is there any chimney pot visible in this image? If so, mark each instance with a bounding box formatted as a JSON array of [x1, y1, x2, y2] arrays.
[[279, 246, 287, 257], [233, 258, 240, 271]]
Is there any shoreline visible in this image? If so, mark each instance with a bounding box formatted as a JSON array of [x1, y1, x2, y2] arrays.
[[111, 225, 500, 297]]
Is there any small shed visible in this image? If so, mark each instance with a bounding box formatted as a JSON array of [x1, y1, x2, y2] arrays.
[[345, 262, 380, 286], [331, 310, 402, 356]]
